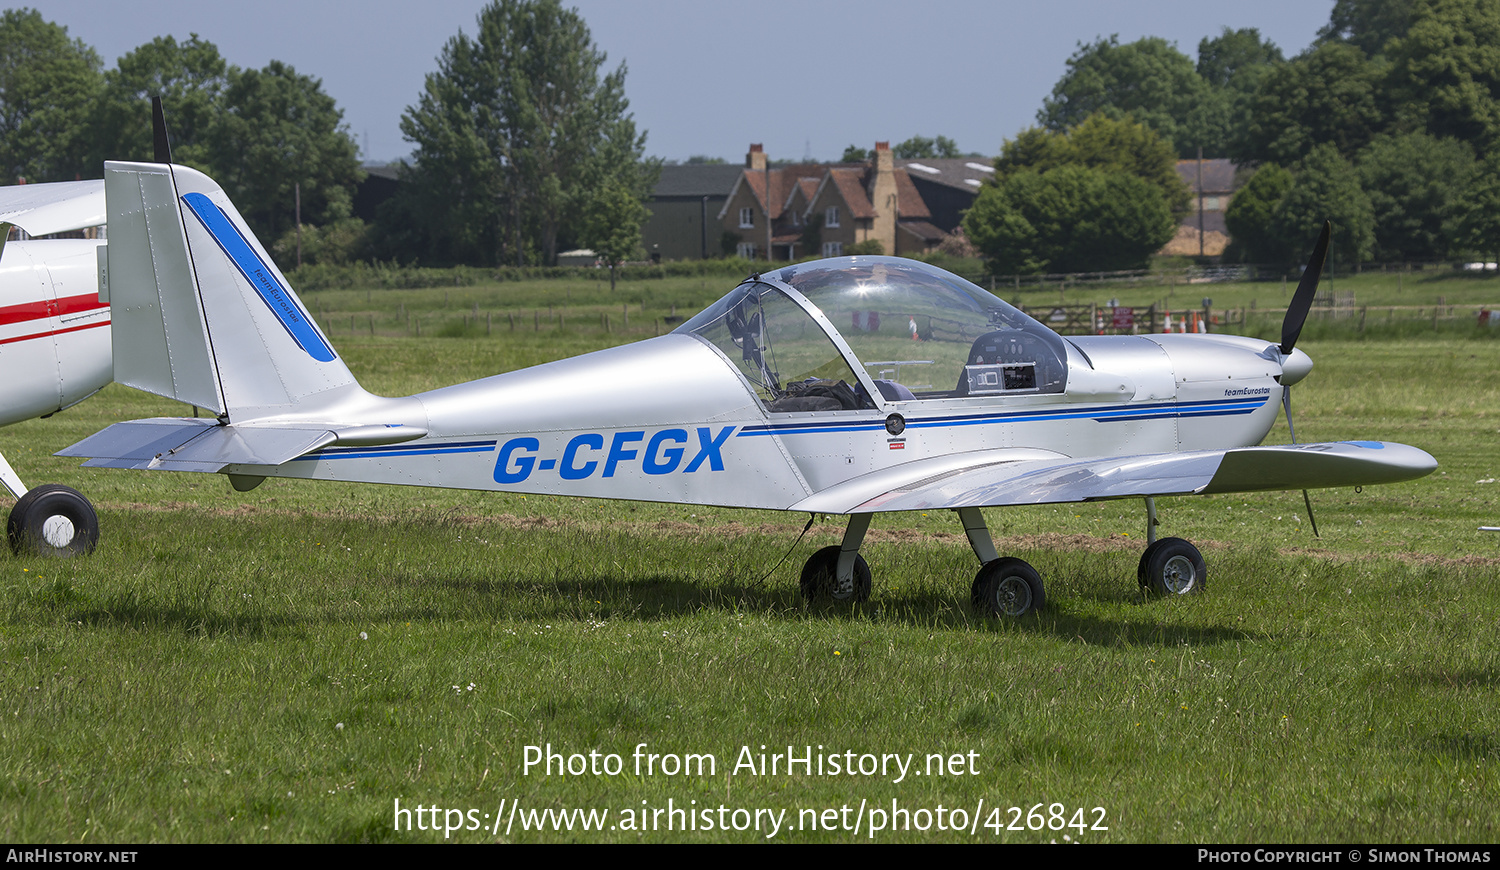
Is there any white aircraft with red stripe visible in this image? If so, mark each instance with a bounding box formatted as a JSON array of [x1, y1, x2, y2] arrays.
[[0, 179, 109, 556]]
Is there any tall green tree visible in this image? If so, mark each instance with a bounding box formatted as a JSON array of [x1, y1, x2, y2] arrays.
[[1224, 163, 1296, 264], [1385, 0, 1500, 152], [1234, 41, 1387, 165], [87, 35, 229, 170], [1357, 132, 1476, 261], [1038, 35, 1214, 156], [394, 0, 652, 266], [964, 165, 1176, 275], [203, 61, 362, 243], [0, 9, 101, 183], [1317, 0, 1415, 56], [994, 114, 1190, 219], [1457, 157, 1500, 260], [1224, 146, 1374, 268]]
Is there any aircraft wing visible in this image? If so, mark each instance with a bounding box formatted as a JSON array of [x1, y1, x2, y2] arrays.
[[0, 180, 106, 236], [793, 441, 1437, 514]]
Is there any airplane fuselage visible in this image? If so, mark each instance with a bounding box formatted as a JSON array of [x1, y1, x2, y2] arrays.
[[229, 329, 1290, 513]]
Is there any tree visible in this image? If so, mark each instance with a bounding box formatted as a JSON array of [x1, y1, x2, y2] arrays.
[[840, 144, 869, 163], [0, 9, 101, 182], [893, 135, 960, 159], [963, 165, 1176, 274], [1385, 0, 1500, 152], [205, 61, 363, 243], [1224, 147, 1374, 268], [1197, 27, 1284, 92], [580, 176, 648, 290], [87, 35, 229, 170], [395, 0, 652, 266], [1038, 35, 1214, 155], [1457, 157, 1500, 260], [994, 115, 1190, 219], [1356, 132, 1476, 261], [1318, 0, 1415, 56], [1224, 163, 1296, 264], [1234, 41, 1387, 165]]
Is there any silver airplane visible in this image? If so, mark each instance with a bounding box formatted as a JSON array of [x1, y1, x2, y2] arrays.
[[62, 158, 1436, 616]]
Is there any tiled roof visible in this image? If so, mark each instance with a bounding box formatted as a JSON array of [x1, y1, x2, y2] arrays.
[[829, 168, 875, 219], [893, 169, 931, 220], [653, 164, 745, 197]]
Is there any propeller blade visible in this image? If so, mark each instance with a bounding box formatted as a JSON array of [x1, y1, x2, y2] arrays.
[[1280, 221, 1331, 355], [152, 97, 172, 164]]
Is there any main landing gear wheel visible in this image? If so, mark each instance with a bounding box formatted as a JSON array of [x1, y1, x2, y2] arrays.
[[1138, 537, 1205, 597], [971, 557, 1045, 617], [799, 545, 871, 603], [7, 484, 99, 558]]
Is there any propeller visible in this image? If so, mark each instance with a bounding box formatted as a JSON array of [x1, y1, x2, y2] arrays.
[[1274, 220, 1331, 536], [152, 96, 172, 164]]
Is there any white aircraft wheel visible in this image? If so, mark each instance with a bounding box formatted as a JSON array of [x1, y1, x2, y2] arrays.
[[7, 485, 100, 558], [1140, 537, 1205, 596], [799, 546, 871, 603], [971, 557, 1045, 617]]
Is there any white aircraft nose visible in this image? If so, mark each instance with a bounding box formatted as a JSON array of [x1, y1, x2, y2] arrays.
[[1279, 347, 1314, 386]]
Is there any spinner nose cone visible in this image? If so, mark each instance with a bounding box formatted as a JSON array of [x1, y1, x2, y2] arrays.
[[1278, 347, 1313, 386]]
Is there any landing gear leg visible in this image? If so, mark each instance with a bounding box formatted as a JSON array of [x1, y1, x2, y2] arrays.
[[2, 450, 99, 557], [800, 513, 872, 602], [960, 507, 1044, 617]]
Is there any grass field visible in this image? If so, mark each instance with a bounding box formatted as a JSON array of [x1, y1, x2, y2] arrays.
[[1, 277, 1498, 843]]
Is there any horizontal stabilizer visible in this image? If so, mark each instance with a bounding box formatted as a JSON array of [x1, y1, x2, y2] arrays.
[[60, 419, 334, 472], [797, 441, 1436, 513], [58, 418, 429, 473]]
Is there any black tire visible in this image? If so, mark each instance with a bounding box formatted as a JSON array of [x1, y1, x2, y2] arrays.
[[7, 484, 99, 557], [971, 557, 1045, 617], [799, 545, 871, 602], [1137, 539, 1164, 588], [1141, 537, 1205, 596]]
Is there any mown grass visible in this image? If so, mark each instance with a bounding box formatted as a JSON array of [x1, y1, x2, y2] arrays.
[[1, 287, 1497, 842]]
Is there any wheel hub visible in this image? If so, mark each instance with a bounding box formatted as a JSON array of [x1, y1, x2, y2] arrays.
[[997, 576, 1032, 615], [1162, 554, 1196, 593], [41, 515, 76, 549]]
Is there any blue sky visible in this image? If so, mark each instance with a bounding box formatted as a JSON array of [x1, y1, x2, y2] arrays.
[[27, 0, 1334, 164]]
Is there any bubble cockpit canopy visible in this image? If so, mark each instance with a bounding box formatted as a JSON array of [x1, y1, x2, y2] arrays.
[[676, 257, 1070, 412]]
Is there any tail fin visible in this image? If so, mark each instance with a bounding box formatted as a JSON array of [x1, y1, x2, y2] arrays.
[[103, 161, 356, 421]]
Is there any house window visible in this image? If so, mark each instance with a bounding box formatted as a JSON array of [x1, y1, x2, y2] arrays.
[[739, 207, 754, 228], [737, 242, 757, 260], [1203, 196, 1222, 211], [822, 241, 843, 257], [826, 206, 840, 228]]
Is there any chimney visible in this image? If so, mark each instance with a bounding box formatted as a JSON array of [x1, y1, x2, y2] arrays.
[[746, 143, 767, 172]]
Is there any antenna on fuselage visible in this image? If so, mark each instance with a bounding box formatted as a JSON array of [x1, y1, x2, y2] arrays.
[[152, 97, 172, 164]]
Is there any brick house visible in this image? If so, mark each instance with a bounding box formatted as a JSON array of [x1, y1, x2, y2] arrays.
[[717, 142, 946, 261]]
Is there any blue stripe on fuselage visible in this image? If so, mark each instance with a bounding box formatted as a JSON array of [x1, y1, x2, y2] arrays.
[[735, 396, 1268, 437], [292, 440, 497, 461]]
